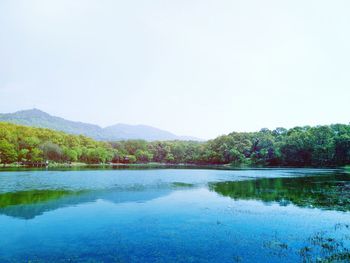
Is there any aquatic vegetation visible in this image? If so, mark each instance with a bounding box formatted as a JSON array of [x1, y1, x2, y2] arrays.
[[260, 224, 350, 262], [299, 224, 350, 262]]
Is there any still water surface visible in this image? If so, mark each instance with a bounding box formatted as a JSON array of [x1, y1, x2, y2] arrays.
[[0, 168, 349, 262]]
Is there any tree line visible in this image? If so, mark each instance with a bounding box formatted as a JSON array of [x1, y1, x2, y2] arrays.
[[0, 122, 349, 167]]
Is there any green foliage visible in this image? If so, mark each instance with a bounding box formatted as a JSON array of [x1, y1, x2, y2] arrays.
[[1, 122, 350, 167], [126, 155, 137, 163], [0, 122, 115, 165], [0, 139, 17, 164], [135, 149, 153, 163], [40, 142, 63, 161]]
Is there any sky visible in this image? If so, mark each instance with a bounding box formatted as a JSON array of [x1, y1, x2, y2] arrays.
[[0, 0, 349, 139]]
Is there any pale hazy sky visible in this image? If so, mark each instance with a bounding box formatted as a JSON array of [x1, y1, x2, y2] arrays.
[[0, 0, 349, 139]]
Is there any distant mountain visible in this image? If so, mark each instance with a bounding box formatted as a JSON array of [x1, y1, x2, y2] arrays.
[[0, 109, 201, 141], [103, 123, 198, 141], [0, 109, 103, 139]]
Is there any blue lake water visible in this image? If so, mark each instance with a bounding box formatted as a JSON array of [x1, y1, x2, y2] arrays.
[[0, 168, 349, 262]]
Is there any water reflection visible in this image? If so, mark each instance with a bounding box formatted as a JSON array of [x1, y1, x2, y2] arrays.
[[0, 187, 174, 219], [1, 171, 349, 220], [0, 169, 349, 262], [210, 172, 350, 211]]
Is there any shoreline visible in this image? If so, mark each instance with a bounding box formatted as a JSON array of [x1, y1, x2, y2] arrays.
[[0, 162, 346, 171]]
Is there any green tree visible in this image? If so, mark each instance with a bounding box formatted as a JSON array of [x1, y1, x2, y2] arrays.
[[40, 142, 63, 161], [63, 148, 78, 162], [0, 139, 18, 164], [135, 149, 153, 163], [165, 153, 175, 163]]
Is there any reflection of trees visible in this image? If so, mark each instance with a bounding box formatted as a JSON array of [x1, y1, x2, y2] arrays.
[[0, 187, 172, 220], [0, 189, 84, 208], [209, 173, 350, 211]]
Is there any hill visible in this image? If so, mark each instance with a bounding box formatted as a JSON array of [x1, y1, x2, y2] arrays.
[[0, 109, 200, 141]]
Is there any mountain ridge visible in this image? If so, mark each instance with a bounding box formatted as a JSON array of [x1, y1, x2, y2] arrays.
[[0, 109, 201, 141]]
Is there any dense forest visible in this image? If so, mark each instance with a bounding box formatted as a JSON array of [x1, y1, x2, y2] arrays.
[[0, 122, 349, 167]]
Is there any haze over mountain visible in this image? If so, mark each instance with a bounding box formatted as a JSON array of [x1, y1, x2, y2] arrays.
[[0, 109, 200, 141]]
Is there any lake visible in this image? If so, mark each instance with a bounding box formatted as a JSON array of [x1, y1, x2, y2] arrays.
[[0, 168, 349, 262]]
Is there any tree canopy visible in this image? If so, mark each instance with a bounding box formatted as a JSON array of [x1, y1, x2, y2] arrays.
[[0, 122, 349, 167]]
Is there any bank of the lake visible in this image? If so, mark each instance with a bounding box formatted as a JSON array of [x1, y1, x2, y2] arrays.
[[1, 161, 348, 172]]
